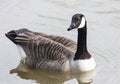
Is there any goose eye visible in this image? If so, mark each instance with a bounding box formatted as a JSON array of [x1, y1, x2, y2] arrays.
[[74, 18, 79, 22]]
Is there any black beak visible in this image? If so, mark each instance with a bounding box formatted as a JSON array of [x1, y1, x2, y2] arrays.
[[67, 23, 77, 31]]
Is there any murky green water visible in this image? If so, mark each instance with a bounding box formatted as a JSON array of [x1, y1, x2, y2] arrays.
[[0, 0, 120, 84]]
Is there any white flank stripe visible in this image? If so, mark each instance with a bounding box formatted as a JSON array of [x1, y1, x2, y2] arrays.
[[16, 45, 26, 61]]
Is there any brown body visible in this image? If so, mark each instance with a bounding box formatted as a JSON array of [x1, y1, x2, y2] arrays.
[[6, 29, 76, 71]]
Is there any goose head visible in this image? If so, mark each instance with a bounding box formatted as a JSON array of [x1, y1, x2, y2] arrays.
[[67, 14, 86, 31]]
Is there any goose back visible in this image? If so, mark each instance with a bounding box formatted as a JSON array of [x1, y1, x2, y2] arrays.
[[24, 30, 77, 52]]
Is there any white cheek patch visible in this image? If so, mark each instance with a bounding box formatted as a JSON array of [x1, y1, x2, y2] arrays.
[[78, 17, 86, 28]]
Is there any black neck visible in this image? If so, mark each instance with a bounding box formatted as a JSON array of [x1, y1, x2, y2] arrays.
[[74, 22, 91, 60]]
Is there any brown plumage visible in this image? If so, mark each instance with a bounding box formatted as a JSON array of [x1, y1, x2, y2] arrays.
[[6, 29, 75, 71], [24, 30, 77, 52]]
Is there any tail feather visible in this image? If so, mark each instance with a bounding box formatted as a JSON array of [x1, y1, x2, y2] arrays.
[[5, 28, 30, 44]]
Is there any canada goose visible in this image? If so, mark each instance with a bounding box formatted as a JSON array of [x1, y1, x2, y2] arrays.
[[5, 14, 96, 72]]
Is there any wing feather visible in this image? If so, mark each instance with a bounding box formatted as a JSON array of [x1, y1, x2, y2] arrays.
[[29, 31, 77, 52], [15, 32, 74, 71]]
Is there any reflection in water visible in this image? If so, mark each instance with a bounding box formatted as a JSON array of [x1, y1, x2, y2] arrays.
[[10, 60, 96, 84]]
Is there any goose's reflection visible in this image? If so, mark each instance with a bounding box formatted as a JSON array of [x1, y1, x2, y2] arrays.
[[10, 60, 96, 84]]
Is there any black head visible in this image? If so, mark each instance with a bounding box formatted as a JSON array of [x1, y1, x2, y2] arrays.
[[67, 14, 86, 31]]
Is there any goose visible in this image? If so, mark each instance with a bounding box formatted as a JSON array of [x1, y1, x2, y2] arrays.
[[5, 14, 96, 72]]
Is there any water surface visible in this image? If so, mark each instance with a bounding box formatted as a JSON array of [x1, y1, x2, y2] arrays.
[[0, 0, 120, 84]]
